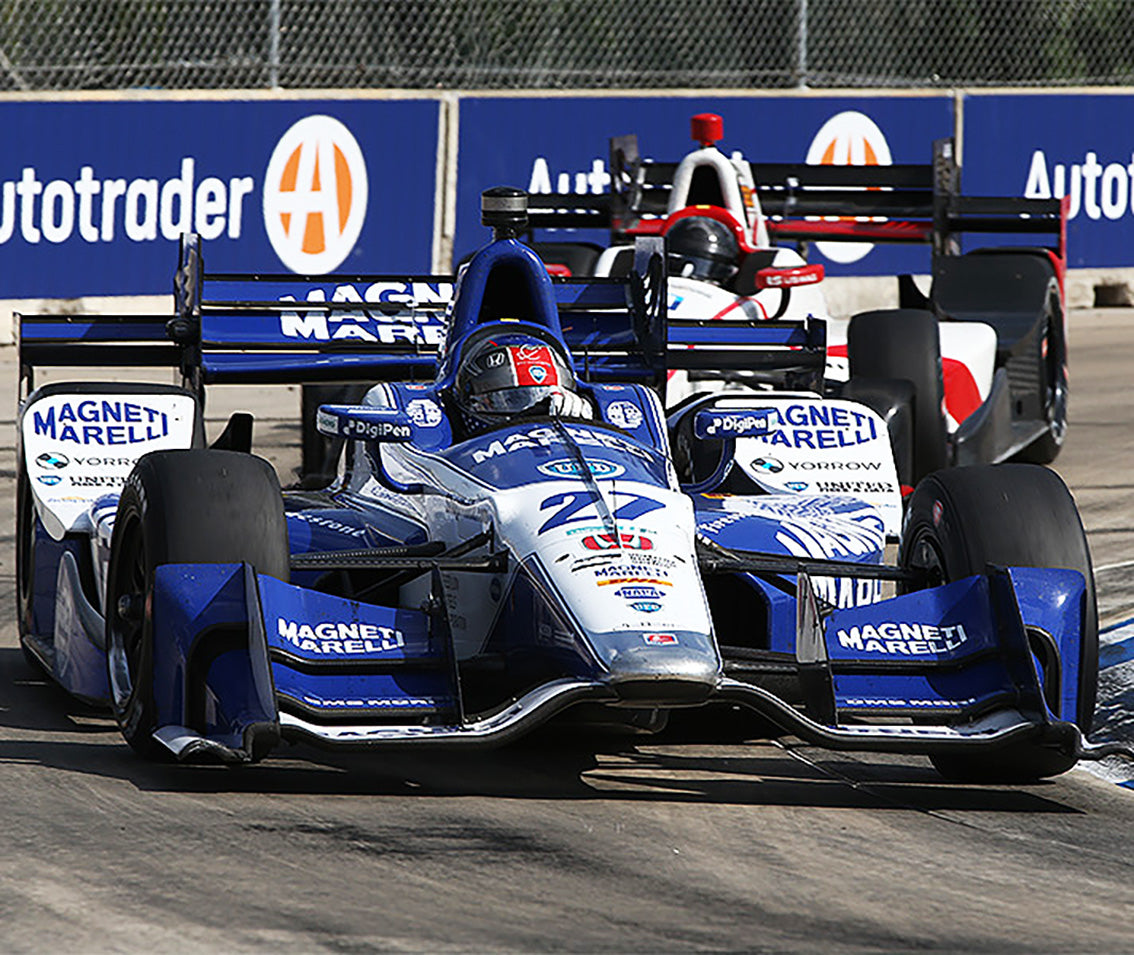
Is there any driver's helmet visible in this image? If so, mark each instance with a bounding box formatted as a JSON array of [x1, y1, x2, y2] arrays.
[[453, 326, 575, 431], [666, 216, 740, 286]]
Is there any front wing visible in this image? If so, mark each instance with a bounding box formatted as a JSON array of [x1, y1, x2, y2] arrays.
[[140, 554, 1107, 766]]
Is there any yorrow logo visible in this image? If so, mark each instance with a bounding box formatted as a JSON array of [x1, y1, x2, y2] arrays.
[[0, 114, 368, 275]]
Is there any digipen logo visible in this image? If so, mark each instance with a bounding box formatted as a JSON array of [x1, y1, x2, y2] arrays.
[[805, 111, 892, 265], [263, 115, 369, 273]]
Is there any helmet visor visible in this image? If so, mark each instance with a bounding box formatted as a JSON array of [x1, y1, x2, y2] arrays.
[[466, 385, 557, 418], [668, 251, 737, 284]]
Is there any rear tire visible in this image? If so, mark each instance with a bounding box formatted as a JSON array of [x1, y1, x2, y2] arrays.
[[848, 309, 948, 484], [1014, 281, 1068, 464], [105, 450, 289, 760], [899, 464, 1097, 782]]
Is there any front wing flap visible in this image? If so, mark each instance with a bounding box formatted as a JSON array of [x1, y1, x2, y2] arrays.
[[147, 556, 1095, 763]]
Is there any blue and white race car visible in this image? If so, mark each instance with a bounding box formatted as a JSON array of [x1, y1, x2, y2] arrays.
[[14, 188, 1117, 782]]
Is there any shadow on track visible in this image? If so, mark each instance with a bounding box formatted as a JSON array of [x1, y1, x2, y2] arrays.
[[0, 648, 1082, 815]]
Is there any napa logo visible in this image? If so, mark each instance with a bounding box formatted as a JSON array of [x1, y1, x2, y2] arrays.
[[536, 458, 625, 479], [263, 115, 369, 274], [616, 586, 665, 600], [806, 111, 892, 265]]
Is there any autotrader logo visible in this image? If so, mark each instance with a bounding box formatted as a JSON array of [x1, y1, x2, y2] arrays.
[[263, 115, 369, 273], [805, 111, 892, 265]]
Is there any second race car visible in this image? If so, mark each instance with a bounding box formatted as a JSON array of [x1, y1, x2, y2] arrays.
[[525, 113, 1070, 487]]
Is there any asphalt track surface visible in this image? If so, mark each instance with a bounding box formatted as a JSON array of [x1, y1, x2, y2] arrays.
[[2, 310, 1134, 953]]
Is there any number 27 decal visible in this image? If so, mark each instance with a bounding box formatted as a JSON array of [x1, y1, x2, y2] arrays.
[[538, 490, 664, 534]]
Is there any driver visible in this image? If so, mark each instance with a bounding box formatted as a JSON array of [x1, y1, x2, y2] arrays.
[[452, 327, 592, 434], [666, 215, 741, 287]]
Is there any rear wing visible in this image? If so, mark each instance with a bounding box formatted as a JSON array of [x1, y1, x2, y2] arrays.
[[18, 233, 826, 398], [526, 136, 1067, 267]]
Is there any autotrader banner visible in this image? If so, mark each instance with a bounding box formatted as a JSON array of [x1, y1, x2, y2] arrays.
[[961, 92, 1134, 270], [455, 95, 955, 277], [0, 98, 439, 298]]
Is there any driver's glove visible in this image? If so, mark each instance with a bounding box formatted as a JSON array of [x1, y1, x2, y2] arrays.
[[548, 388, 592, 419]]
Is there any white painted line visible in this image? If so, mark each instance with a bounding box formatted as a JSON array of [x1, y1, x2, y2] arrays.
[[1095, 558, 1134, 573]]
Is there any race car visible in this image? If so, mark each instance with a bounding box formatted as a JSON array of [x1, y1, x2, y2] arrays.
[[525, 114, 1070, 487], [15, 188, 1118, 782]]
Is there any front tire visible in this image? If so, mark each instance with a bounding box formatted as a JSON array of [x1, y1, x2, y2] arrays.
[[105, 450, 289, 760], [899, 464, 1097, 782]]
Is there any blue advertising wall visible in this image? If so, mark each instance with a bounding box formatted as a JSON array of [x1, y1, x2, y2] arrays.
[[4, 90, 1134, 300], [0, 99, 439, 298], [962, 93, 1134, 269], [456, 95, 955, 277]]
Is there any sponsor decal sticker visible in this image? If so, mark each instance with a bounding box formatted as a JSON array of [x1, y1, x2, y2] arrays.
[[697, 411, 771, 438], [932, 500, 944, 527], [606, 400, 643, 430], [751, 457, 783, 473], [597, 576, 671, 588], [592, 561, 672, 580], [67, 475, 123, 487], [631, 601, 662, 613], [786, 481, 808, 491], [643, 633, 678, 645], [37, 475, 62, 486], [277, 618, 405, 655], [842, 696, 977, 709], [473, 425, 653, 465], [292, 513, 367, 539], [753, 403, 879, 450], [277, 282, 450, 346], [302, 694, 434, 709], [32, 399, 170, 445], [539, 489, 663, 534], [786, 460, 882, 471], [536, 458, 625, 480], [615, 586, 666, 600], [405, 398, 443, 428], [814, 480, 895, 494], [835, 622, 968, 655], [36, 452, 69, 469], [582, 532, 652, 551], [508, 344, 559, 387]]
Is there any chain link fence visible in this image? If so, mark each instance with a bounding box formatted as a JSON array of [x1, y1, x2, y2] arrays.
[[2, 0, 1134, 92]]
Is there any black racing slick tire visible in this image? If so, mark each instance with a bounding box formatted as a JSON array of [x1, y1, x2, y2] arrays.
[[1014, 280, 1068, 465], [105, 450, 289, 760], [899, 464, 1097, 782], [16, 457, 44, 670], [847, 309, 948, 485]]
